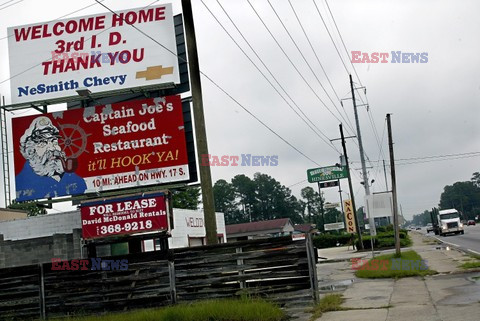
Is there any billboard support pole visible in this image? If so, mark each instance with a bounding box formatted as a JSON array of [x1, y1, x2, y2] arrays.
[[0, 97, 11, 207], [182, 0, 218, 244], [387, 114, 401, 256]]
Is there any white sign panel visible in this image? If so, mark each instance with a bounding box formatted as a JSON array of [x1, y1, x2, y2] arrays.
[[324, 202, 340, 209], [292, 233, 306, 241], [365, 193, 394, 218], [8, 4, 180, 105], [324, 222, 345, 231]]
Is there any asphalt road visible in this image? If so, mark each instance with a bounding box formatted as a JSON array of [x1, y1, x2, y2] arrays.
[[419, 224, 480, 254]]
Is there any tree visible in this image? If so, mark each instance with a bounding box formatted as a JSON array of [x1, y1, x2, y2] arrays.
[[213, 179, 239, 224], [171, 186, 201, 210], [8, 200, 47, 217], [214, 173, 305, 224], [300, 187, 323, 225], [472, 172, 480, 188], [411, 210, 431, 226], [324, 207, 342, 225], [231, 174, 256, 221], [439, 181, 480, 219], [252, 173, 303, 223]]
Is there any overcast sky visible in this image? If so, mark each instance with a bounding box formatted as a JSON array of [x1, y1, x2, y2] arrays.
[[0, 0, 479, 220]]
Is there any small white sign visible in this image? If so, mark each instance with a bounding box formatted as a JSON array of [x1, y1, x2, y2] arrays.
[[324, 202, 340, 209], [324, 222, 345, 231], [292, 233, 306, 241]]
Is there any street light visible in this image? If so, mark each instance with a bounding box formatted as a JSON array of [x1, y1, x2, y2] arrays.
[[361, 179, 375, 186]]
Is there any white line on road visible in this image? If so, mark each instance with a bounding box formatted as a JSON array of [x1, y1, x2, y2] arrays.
[[467, 249, 480, 256], [431, 235, 459, 248]]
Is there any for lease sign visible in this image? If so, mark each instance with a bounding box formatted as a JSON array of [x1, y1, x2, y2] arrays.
[[81, 193, 169, 239], [12, 95, 189, 201], [7, 4, 179, 105]]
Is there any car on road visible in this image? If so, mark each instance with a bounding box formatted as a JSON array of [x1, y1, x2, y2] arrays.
[[426, 223, 434, 233], [467, 220, 476, 226]]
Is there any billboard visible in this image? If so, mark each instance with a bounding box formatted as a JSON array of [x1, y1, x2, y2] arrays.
[[81, 193, 169, 239], [7, 4, 179, 105], [12, 95, 189, 201]]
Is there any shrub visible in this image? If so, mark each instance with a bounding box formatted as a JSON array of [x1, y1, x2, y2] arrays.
[[356, 231, 412, 249], [313, 233, 354, 249]]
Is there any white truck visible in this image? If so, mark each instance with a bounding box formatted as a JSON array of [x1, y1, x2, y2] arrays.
[[430, 208, 464, 236]]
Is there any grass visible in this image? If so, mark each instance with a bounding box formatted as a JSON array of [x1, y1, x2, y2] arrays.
[[469, 253, 480, 260], [458, 253, 480, 269], [310, 294, 344, 320], [355, 250, 437, 279], [459, 254, 480, 269], [460, 261, 480, 269], [54, 298, 286, 321], [422, 238, 440, 245], [309, 294, 393, 320]]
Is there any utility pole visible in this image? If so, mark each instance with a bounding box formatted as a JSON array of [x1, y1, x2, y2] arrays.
[[350, 74, 376, 237], [340, 124, 363, 249], [383, 160, 388, 190], [387, 114, 401, 255], [338, 179, 344, 223], [182, 0, 218, 244]]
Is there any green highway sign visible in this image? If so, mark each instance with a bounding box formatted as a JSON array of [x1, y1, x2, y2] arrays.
[[307, 166, 348, 183]]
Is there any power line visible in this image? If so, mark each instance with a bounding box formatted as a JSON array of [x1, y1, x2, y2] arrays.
[[325, 0, 363, 87], [287, 179, 307, 188], [246, 0, 354, 136], [0, 0, 23, 12], [396, 151, 480, 162], [352, 152, 480, 166], [202, 0, 340, 154], [287, 0, 356, 133], [94, 0, 321, 166], [0, 0, 118, 85], [289, 0, 339, 102], [0, 0, 16, 7], [311, 0, 349, 74], [0, 0, 105, 41], [320, 0, 387, 190], [395, 154, 480, 166], [267, 0, 355, 135], [372, 117, 388, 189]]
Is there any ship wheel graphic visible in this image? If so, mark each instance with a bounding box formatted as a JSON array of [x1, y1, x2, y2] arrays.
[[57, 121, 91, 172]]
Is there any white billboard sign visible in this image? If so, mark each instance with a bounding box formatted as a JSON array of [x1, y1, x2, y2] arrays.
[[7, 4, 180, 105], [365, 192, 394, 218]]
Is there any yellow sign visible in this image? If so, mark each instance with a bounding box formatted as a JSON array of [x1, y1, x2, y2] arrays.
[[343, 199, 356, 234]]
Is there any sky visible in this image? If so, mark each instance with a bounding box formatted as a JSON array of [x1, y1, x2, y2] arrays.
[[0, 0, 479, 220]]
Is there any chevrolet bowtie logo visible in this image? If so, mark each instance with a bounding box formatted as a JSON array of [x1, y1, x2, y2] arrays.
[[136, 65, 174, 80]]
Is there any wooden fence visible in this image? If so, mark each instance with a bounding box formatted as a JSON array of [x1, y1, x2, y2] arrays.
[[0, 236, 318, 320]]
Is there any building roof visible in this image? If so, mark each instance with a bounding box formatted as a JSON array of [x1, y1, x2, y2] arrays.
[[226, 218, 292, 235], [294, 224, 316, 233], [0, 208, 28, 222]]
